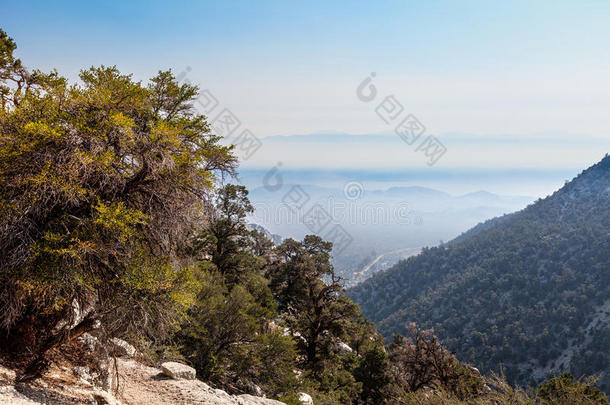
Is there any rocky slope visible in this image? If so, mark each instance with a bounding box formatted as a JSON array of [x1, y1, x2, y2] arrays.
[[0, 357, 286, 405]]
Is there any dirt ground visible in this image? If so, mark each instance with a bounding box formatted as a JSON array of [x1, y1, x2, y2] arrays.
[[0, 358, 284, 405]]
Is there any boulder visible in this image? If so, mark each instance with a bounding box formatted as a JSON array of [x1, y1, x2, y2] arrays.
[[298, 392, 314, 405], [336, 341, 353, 355], [161, 361, 196, 380], [110, 338, 136, 358]]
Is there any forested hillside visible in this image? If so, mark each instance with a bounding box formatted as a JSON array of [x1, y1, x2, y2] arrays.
[[349, 155, 610, 390]]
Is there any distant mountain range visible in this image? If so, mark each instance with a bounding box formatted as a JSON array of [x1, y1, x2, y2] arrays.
[[249, 184, 533, 211], [247, 184, 535, 285], [348, 154, 610, 390]]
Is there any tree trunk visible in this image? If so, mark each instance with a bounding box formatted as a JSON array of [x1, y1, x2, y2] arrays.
[[17, 313, 98, 383]]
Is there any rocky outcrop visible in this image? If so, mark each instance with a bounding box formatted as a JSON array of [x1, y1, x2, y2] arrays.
[[0, 358, 287, 405], [109, 338, 136, 358], [336, 341, 353, 355], [160, 361, 196, 380]]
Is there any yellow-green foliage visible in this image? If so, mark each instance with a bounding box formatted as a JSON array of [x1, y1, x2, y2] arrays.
[[0, 28, 237, 350], [536, 374, 608, 405], [93, 200, 150, 242]]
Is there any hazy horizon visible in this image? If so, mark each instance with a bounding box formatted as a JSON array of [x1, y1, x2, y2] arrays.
[[232, 131, 607, 197]]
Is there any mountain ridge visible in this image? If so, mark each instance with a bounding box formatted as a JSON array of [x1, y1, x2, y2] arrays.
[[348, 154, 610, 389]]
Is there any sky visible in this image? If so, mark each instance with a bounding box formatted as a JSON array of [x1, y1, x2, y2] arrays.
[[2, 0, 610, 175]]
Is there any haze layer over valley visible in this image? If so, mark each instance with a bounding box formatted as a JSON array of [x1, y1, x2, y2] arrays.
[[236, 132, 604, 285], [246, 180, 534, 285]]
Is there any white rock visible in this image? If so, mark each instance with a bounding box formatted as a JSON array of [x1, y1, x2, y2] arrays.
[[161, 361, 196, 380], [110, 338, 136, 358], [336, 341, 353, 355], [298, 392, 314, 405], [214, 388, 232, 398], [78, 332, 99, 352], [252, 385, 264, 397]]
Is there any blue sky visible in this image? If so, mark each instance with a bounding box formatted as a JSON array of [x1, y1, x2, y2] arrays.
[[2, 0, 610, 173], [6, 1, 610, 75]]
